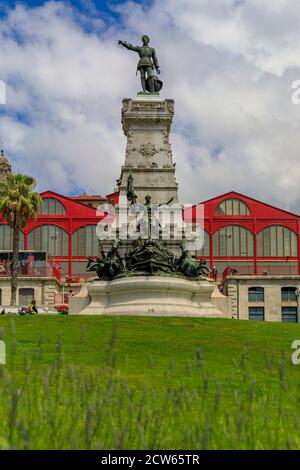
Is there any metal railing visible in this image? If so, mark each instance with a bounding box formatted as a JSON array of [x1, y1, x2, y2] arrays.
[[0, 260, 62, 282], [220, 264, 298, 280], [0, 266, 58, 278]]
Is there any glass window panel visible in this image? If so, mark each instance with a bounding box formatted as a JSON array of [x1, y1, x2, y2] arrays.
[[219, 228, 226, 256], [264, 228, 270, 256], [217, 202, 225, 215], [57, 201, 63, 215], [86, 226, 93, 257], [56, 228, 63, 256], [49, 198, 56, 215], [93, 227, 99, 257], [213, 226, 253, 257], [72, 231, 78, 256], [283, 227, 290, 257], [204, 231, 210, 257], [282, 307, 297, 323], [240, 227, 247, 257], [270, 226, 277, 257], [62, 232, 69, 256], [42, 199, 48, 214], [239, 201, 246, 215], [47, 226, 55, 256], [281, 287, 297, 302], [28, 225, 69, 256], [232, 225, 240, 256], [258, 226, 297, 258], [249, 307, 264, 321], [233, 199, 239, 215], [41, 198, 66, 215], [72, 226, 98, 257], [226, 226, 233, 256], [277, 226, 283, 257], [226, 199, 233, 215], [249, 287, 264, 302], [247, 232, 254, 257], [213, 231, 219, 256], [34, 226, 41, 251], [257, 232, 263, 257], [216, 199, 250, 216], [291, 232, 297, 257], [79, 228, 85, 256]]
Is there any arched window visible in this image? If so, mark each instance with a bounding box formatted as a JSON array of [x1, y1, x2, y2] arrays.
[[248, 287, 264, 302], [40, 198, 66, 215], [257, 226, 298, 257], [0, 225, 25, 250], [72, 225, 99, 257], [197, 230, 210, 257], [28, 225, 69, 256], [281, 287, 297, 302], [213, 225, 253, 257], [216, 199, 250, 216]]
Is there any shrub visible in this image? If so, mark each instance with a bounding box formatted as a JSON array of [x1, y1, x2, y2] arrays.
[[56, 305, 69, 315]]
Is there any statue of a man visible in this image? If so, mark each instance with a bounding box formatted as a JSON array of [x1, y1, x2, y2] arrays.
[[126, 171, 137, 205], [118, 35, 162, 93]]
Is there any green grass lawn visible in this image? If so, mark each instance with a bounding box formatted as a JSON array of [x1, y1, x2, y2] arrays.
[[0, 315, 300, 449]]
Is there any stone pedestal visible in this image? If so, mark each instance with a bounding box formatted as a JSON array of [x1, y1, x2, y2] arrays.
[[117, 95, 179, 205], [70, 276, 227, 318]]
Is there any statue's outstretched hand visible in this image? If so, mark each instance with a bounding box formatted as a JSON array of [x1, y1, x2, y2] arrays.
[[118, 40, 124, 45]]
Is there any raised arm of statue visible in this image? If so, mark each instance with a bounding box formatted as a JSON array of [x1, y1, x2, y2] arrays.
[[118, 40, 139, 52]]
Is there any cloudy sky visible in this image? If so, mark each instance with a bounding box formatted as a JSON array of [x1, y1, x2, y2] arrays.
[[0, 0, 300, 212]]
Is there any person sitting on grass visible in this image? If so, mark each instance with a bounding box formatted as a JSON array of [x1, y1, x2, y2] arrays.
[[28, 299, 38, 315], [18, 307, 28, 315]]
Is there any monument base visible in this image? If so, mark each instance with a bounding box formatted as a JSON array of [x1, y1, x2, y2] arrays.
[[70, 276, 228, 317]]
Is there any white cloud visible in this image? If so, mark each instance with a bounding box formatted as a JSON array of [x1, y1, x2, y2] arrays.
[[0, 0, 299, 212]]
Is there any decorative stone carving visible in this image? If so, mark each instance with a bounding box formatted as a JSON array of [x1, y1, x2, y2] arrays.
[[140, 143, 159, 158], [119, 96, 178, 204]]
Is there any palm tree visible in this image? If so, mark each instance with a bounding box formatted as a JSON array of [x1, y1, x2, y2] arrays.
[[0, 174, 42, 306]]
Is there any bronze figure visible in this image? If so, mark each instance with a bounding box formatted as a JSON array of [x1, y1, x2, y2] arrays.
[[126, 171, 137, 205], [118, 35, 163, 93], [86, 239, 123, 280]]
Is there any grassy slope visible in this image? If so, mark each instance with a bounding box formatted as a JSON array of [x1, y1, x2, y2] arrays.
[[0, 315, 299, 386], [1, 316, 300, 449]]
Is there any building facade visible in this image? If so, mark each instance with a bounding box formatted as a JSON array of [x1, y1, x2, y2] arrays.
[[0, 190, 106, 281], [1, 186, 300, 315], [192, 191, 300, 277], [225, 276, 300, 323]]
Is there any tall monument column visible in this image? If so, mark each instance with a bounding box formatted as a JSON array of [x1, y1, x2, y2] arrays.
[[117, 95, 179, 204], [69, 35, 227, 318]]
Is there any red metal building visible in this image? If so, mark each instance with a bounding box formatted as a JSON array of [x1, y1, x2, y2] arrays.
[[0, 190, 299, 281], [192, 191, 300, 277]]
